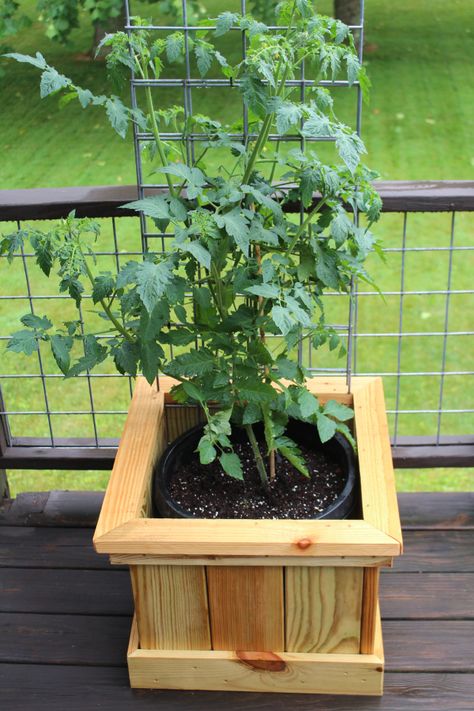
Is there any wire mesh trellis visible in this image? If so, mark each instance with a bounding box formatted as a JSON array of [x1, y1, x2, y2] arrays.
[[0, 1, 473, 457]]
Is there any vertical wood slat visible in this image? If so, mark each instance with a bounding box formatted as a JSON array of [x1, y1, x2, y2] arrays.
[[207, 566, 284, 651], [130, 565, 211, 650], [285, 567, 363, 653], [360, 567, 381, 654], [165, 403, 204, 443]]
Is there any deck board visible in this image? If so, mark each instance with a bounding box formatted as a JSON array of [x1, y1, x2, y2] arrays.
[[0, 492, 473, 709]]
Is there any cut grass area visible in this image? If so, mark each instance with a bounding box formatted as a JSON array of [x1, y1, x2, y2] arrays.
[[1, 0, 473, 494]]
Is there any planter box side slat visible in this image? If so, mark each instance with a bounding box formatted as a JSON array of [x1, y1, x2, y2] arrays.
[[130, 564, 211, 650], [360, 567, 381, 654], [285, 566, 363, 653], [206, 566, 284, 651]]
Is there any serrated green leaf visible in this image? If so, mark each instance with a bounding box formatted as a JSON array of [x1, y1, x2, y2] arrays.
[[245, 283, 279, 299], [316, 412, 337, 442], [272, 305, 294, 335], [136, 260, 174, 313], [105, 96, 129, 138], [66, 335, 107, 377], [182, 380, 204, 402], [113, 341, 140, 377], [168, 349, 215, 377], [121, 196, 170, 221], [276, 102, 303, 134], [242, 402, 261, 425], [116, 261, 139, 289], [166, 32, 185, 62], [219, 451, 244, 480], [215, 11, 239, 36], [20, 314, 52, 330], [40, 67, 69, 98], [181, 240, 211, 270], [7, 330, 39, 356], [50, 334, 72, 374], [4, 52, 47, 69], [276, 436, 310, 477], [198, 436, 217, 464], [323, 400, 354, 422], [92, 274, 115, 304], [298, 388, 319, 417]]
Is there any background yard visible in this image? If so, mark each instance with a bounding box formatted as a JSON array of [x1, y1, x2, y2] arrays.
[[1, 0, 473, 494]]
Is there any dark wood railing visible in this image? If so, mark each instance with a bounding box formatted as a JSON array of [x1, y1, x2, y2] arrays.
[[1, 181, 473, 474]]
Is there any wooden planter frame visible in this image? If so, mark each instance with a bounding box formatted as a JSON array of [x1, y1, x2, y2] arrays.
[[94, 376, 402, 695]]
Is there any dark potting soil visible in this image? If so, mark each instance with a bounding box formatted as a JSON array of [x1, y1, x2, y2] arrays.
[[168, 440, 346, 519]]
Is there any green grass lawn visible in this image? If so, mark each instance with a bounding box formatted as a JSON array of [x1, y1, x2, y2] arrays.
[[1, 0, 473, 495]]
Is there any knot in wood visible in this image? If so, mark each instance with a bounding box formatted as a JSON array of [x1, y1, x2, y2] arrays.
[[236, 651, 287, 673], [295, 537, 312, 550]]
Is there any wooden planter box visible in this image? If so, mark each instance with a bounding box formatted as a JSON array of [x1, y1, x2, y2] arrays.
[[94, 376, 402, 695]]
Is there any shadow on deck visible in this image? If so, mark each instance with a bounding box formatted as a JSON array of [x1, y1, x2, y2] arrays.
[[0, 492, 473, 710]]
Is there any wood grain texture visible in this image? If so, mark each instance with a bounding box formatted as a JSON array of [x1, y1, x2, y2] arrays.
[[360, 568, 381, 654], [94, 517, 400, 557], [353, 378, 403, 548], [110, 554, 392, 568], [94, 380, 166, 543], [207, 566, 284, 651], [130, 565, 211, 650], [285, 567, 363, 653], [165, 404, 203, 443], [128, 627, 383, 695]]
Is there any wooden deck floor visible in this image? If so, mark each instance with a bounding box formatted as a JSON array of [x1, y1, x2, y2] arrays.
[[0, 492, 473, 710]]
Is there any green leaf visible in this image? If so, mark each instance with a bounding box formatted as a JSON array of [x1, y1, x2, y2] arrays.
[[219, 452, 244, 480], [215, 209, 250, 255], [168, 349, 215, 377], [161, 164, 206, 199], [276, 436, 310, 477], [243, 402, 261, 425], [92, 274, 115, 304], [166, 32, 185, 62], [66, 335, 107, 377], [272, 305, 294, 336], [136, 260, 174, 313], [182, 381, 205, 402], [240, 73, 268, 119], [7, 330, 39, 356], [198, 436, 217, 465], [330, 209, 353, 246], [116, 261, 139, 289], [336, 132, 365, 174], [194, 42, 213, 76], [3, 51, 47, 69], [274, 356, 303, 383], [140, 340, 164, 384], [20, 314, 52, 330], [113, 341, 140, 376], [236, 380, 276, 403], [297, 388, 319, 418], [215, 11, 239, 36], [105, 96, 129, 138], [245, 284, 279, 299], [0, 230, 26, 263], [276, 102, 302, 134], [50, 334, 73, 374], [122, 196, 170, 221], [316, 412, 337, 443], [40, 67, 69, 98], [323, 400, 354, 422], [345, 52, 360, 86], [181, 240, 211, 270]]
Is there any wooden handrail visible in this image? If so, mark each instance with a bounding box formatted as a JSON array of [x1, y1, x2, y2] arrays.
[[0, 181, 474, 222]]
